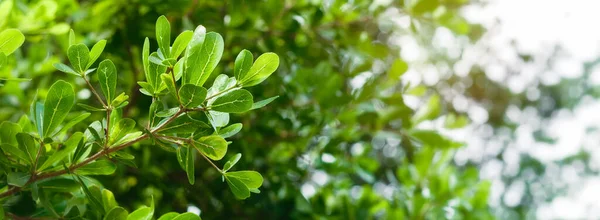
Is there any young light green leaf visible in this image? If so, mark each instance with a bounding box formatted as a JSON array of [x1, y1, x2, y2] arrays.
[[225, 175, 250, 200], [127, 198, 154, 220], [171, 31, 193, 59], [210, 89, 253, 113], [156, 15, 171, 58], [105, 207, 129, 220], [172, 213, 201, 220], [53, 63, 79, 76], [193, 135, 227, 161], [225, 171, 263, 189], [223, 153, 242, 172], [98, 59, 117, 102], [54, 112, 91, 136], [160, 73, 178, 99], [179, 84, 207, 107], [77, 103, 106, 112], [38, 132, 83, 171], [68, 29, 76, 46], [109, 118, 135, 145], [30, 101, 45, 137], [16, 133, 37, 164], [219, 123, 242, 139], [158, 213, 179, 220], [102, 189, 118, 212], [0, 29, 25, 55], [43, 80, 75, 137], [67, 44, 90, 73], [0, 52, 5, 68], [239, 52, 279, 87], [75, 160, 116, 175], [88, 40, 107, 69], [251, 96, 279, 110], [142, 37, 150, 77], [7, 172, 30, 187], [113, 131, 143, 146], [234, 49, 253, 80], [186, 145, 195, 185], [0, 121, 21, 145], [184, 32, 223, 87]]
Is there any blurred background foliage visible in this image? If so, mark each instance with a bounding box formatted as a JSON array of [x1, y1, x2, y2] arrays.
[[2, 0, 590, 219]]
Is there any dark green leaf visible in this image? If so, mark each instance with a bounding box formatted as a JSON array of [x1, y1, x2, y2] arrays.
[[186, 145, 195, 185], [16, 133, 37, 164], [225, 175, 249, 200], [0, 121, 21, 145], [67, 43, 90, 73], [211, 89, 253, 113], [7, 172, 30, 187], [75, 160, 116, 175], [179, 84, 207, 107], [54, 113, 91, 136], [38, 132, 83, 171], [77, 103, 106, 112], [38, 178, 79, 192]]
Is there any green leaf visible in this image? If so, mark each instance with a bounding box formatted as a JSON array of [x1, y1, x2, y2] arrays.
[[156, 15, 171, 58], [0, 121, 21, 145], [158, 115, 209, 135], [388, 59, 408, 79], [68, 29, 75, 46], [88, 40, 107, 69], [112, 93, 130, 109], [193, 135, 227, 161], [211, 89, 253, 113], [223, 153, 241, 172], [234, 49, 253, 81], [54, 112, 91, 136], [77, 103, 106, 112], [75, 160, 116, 175], [53, 63, 79, 76], [98, 59, 117, 103], [43, 80, 75, 137], [225, 175, 249, 200], [0, 29, 25, 55], [158, 212, 179, 220], [161, 73, 178, 99], [67, 43, 90, 73], [239, 52, 279, 87], [184, 32, 223, 87], [102, 189, 118, 212], [30, 101, 45, 137], [156, 107, 180, 118], [171, 31, 193, 59], [219, 123, 242, 138], [172, 213, 201, 220], [408, 130, 464, 148], [113, 131, 143, 146], [16, 133, 38, 164], [147, 54, 167, 94], [38, 178, 79, 192], [250, 96, 279, 110], [38, 132, 83, 171], [109, 118, 135, 145], [186, 145, 195, 185], [179, 84, 207, 107], [7, 172, 30, 187], [127, 198, 154, 220], [142, 37, 150, 78], [225, 171, 263, 189], [0, 52, 5, 68], [1, 143, 28, 162], [105, 207, 129, 220]]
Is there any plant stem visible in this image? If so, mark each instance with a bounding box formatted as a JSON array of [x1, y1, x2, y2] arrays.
[[0, 109, 189, 199], [190, 141, 222, 173], [82, 75, 107, 107]]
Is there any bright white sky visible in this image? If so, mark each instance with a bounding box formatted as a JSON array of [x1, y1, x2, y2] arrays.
[[459, 0, 600, 218]]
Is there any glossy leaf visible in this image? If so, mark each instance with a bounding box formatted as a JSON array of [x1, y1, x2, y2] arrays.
[[184, 32, 223, 87], [193, 135, 227, 160], [211, 89, 253, 113], [67, 43, 90, 73], [156, 15, 171, 58], [171, 31, 193, 59], [38, 132, 83, 171], [223, 153, 242, 172], [43, 80, 75, 137], [105, 207, 129, 220], [179, 84, 207, 107], [88, 40, 107, 69], [109, 118, 136, 145], [225, 175, 250, 200], [239, 52, 279, 87], [75, 160, 117, 175], [0, 29, 25, 55], [234, 49, 253, 80], [225, 171, 263, 189], [98, 59, 117, 102], [250, 96, 279, 110], [219, 123, 242, 138], [54, 112, 91, 136], [53, 63, 79, 76], [186, 145, 195, 185]]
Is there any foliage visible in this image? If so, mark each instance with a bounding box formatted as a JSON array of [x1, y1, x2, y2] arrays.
[[0, 12, 279, 219], [0, 0, 497, 219]]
